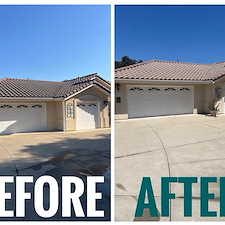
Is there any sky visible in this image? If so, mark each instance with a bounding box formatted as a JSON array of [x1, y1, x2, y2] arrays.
[[0, 5, 111, 81], [115, 5, 225, 64]]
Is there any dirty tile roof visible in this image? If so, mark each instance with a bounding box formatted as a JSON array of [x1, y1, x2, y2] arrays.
[[0, 73, 110, 98], [115, 59, 225, 81]]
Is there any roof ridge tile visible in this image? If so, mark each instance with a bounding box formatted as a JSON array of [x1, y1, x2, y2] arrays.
[[211, 61, 225, 65], [63, 73, 97, 82], [2, 77, 63, 83]]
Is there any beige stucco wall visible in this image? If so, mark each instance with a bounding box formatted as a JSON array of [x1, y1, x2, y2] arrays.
[[115, 83, 128, 119], [65, 86, 110, 131], [56, 101, 63, 130], [115, 82, 205, 119], [45, 101, 57, 131], [0, 100, 61, 131], [193, 84, 204, 114]]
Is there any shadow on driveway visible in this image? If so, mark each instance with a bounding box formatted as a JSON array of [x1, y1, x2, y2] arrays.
[[0, 131, 111, 221]]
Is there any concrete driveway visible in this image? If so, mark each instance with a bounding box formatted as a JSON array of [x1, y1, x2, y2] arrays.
[[115, 115, 225, 221], [0, 128, 110, 221]]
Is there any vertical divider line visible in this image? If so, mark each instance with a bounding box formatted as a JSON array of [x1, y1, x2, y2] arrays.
[[111, 3, 115, 223]]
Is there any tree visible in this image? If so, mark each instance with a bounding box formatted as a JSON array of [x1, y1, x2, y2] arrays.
[[115, 56, 142, 69]]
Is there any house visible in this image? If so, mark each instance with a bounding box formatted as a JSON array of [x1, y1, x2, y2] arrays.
[[115, 59, 225, 119], [0, 73, 110, 135]]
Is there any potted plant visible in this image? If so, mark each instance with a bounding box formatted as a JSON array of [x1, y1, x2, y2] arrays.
[[208, 99, 219, 117]]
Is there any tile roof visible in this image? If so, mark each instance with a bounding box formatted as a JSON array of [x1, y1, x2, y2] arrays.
[[115, 59, 225, 81], [0, 73, 110, 98]]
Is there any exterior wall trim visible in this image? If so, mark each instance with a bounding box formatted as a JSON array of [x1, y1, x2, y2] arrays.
[[62, 100, 66, 132]]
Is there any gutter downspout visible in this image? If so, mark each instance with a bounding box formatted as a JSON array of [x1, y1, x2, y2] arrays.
[[62, 100, 66, 132]]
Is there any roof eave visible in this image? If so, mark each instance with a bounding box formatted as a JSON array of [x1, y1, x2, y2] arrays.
[[211, 74, 225, 83], [115, 78, 212, 84], [90, 76, 111, 87], [0, 97, 63, 101]]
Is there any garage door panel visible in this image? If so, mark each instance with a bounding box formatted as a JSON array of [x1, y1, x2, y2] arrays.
[[76, 103, 99, 130], [0, 104, 46, 135], [127, 86, 193, 118]]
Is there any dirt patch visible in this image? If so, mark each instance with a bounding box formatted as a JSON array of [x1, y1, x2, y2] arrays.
[[19, 148, 110, 178]]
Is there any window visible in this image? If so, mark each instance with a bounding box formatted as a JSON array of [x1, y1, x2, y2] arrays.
[[180, 87, 190, 91], [17, 105, 28, 108], [165, 87, 176, 91], [88, 103, 97, 106], [0, 104, 13, 108], [116, 97, 121, 103], [32, 104, 42, 108], [148, 87, 160, 91], [77, 103, 85, 107], [129, 87, 143, 91], [215, 86, 221, 100], [67, 103, 74, 118]]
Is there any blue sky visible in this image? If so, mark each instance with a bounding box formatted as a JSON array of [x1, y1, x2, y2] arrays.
[[115, 5, 225, 64], [0, 5, 110, 81]]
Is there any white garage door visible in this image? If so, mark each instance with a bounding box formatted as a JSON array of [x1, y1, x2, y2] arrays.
[[127, 85, 194, 118], [0, 103, 46, 135], [76, 102, 99, 130]]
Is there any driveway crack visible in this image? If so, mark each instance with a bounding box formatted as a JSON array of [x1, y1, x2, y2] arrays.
[[115, 148, 161, 159], [0, 143, 18, 175], [185, 116, 225, 132], [138, 119, 172, 221], [171, 156, 225, 165]]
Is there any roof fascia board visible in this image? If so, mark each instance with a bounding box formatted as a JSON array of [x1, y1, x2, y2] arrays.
[[93, 84, 110, 96], [91, 77, 111, 88], [64, 84, 94, 101], [212, 74, 225, 83], [115, 78, 211, 84], [0, 97, 63, 101], [94, 81, 111, 92]]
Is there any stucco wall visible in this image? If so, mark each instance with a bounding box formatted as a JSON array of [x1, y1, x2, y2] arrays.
[[115, 82, 205, 119], [45, 101, 57, 131], [115, 83, 128, 119], [56, 101, 63, 130], [65, 86, 110, 131], [193, 84, 204, 114]]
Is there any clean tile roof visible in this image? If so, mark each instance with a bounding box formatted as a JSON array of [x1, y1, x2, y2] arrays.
[[0, 73, 110, 98], [115, 59, 225, 81]]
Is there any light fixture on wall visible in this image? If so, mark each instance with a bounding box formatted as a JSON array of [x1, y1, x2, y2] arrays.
[[103, 100, 108, 106], [116, 83, 120, 91]]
